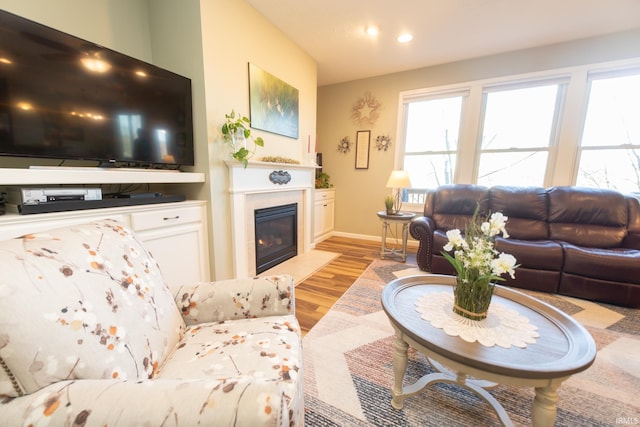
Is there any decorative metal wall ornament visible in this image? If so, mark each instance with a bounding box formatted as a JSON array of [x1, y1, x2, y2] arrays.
[[269, 170, 292, 185], [337, 136, 351, 154], [351, 91, 381, 127], [375, 134, 392, 151]]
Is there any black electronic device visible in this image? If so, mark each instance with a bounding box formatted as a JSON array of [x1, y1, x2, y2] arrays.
[[12, 194, 186, 215], [0, 10, 194, 168]]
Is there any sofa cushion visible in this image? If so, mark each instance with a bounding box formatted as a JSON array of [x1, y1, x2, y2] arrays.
[[431, 184, 489, 231], [548, 186, 628, 248], [495, 238, 563, 271], [489, 186, 549, 240], [0, 220, 185, 397], [561, 243, 640, 284]]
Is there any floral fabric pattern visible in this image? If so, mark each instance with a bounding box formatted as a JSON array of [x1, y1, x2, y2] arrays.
[[0, 220, 303, 426], [0, 220, 184, 395]]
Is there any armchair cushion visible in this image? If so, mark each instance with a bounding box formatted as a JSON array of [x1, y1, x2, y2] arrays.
[[157, 315, 301, 409], [0, 220, 184, 397]]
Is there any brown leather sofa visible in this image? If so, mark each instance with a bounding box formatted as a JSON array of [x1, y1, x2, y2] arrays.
[[409, 184, 640, 308]]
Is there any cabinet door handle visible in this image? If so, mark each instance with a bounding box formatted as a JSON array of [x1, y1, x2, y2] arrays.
[[323, 204, 328, 207], [163, 215, 180, 221]]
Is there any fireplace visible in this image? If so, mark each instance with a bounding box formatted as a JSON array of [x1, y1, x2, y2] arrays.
[[254, 203, 298, 274], [226, 160, 315, 278]]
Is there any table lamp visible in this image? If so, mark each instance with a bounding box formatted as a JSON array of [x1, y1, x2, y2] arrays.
[[386, 170, 411, 214]]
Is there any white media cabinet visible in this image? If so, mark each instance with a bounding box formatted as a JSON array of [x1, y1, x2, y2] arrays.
[[0, 168, 210, 287]]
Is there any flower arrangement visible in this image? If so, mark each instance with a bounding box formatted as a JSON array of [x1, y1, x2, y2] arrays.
[[441, 208, 518, 320]]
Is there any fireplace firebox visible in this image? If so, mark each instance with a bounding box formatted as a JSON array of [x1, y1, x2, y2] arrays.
[[254, 203, 298, 274]]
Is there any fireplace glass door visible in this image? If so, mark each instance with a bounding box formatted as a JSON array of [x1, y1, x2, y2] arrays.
[[254, 203, 298, 274]]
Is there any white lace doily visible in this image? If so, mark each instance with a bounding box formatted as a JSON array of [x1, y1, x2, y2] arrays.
[[415, 292, 539, 348]]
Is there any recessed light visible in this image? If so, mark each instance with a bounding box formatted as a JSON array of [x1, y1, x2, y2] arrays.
[[366, 25, 379, 37], [397, 33, 413, 43]]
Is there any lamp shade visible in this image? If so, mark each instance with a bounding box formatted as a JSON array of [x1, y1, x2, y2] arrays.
[[386, 170, 411, 188]]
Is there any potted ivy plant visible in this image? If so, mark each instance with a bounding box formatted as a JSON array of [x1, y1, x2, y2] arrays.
[[221, 110, 264, 168], [315, 172, 333, 189]]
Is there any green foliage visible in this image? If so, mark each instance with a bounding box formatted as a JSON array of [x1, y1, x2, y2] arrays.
[[315, 172, 333, 189], [221, 110, 264, 168], [384, 195, 394, 210]]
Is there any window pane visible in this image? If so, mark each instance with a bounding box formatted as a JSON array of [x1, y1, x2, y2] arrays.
[[576, 148, 640, 193], [405, 153, 457, 189], [481, 85, 559, 150], [581, 74, 640, 147], [405, 97, 463, 152], [477, 151, 548, 187]]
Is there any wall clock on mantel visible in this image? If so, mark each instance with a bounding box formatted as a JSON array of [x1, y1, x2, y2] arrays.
[[351, 91, 381, 127]]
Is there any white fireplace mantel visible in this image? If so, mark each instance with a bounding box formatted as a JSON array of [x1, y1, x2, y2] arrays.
[[225, 160, 317, 278]]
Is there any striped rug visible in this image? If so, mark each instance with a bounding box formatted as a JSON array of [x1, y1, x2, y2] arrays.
[[302, 259, 640, 426]]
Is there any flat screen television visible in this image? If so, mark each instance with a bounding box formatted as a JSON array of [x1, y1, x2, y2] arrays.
[[0, 10, 194, 169]]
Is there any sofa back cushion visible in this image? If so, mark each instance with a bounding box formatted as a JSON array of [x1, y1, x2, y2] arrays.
[[548, 186, 628, 248], [489, 186, 549, 240], [0, 220, 185, 397], [428, 184, 489, 231]]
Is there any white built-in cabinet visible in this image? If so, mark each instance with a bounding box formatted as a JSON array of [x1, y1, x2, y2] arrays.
[[0, 168, 210, 287], [314, 188, 335, 242]]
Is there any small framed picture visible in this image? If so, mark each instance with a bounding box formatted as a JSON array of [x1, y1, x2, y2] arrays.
[[355, 130, 371, 169]]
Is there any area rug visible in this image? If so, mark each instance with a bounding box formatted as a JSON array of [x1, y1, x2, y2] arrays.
[[303, 259, 640, 426]]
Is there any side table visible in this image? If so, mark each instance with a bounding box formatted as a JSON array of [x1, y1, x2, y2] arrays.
[[376, 211, 416, 262]]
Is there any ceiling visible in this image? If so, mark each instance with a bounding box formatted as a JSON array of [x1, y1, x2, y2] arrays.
[[247, 0, 640, 86]]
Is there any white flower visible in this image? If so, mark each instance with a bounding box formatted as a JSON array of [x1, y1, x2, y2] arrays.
[[443, 229, 464, 251], [481, 212, 509, 238], [491, 253, 517, 279], [442, 210, 518, 283]]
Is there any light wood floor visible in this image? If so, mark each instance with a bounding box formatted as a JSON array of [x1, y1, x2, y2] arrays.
[[295, 235, 416, 336]]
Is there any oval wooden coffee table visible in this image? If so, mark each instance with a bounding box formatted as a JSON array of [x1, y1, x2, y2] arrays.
[[381, 274, 596, 427]]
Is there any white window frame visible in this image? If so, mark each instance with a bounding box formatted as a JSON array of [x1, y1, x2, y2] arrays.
[[394, 58, 640, 212]]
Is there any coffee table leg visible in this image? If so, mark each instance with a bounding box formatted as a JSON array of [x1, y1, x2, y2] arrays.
[[532, 384, 559, 427], [391, 335, 409, 409]]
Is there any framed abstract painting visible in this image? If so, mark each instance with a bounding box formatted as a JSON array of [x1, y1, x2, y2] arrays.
[[249, 63, 299, 139]]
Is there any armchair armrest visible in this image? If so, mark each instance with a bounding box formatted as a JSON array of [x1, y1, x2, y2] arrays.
[[409, 216, 436, 272], [173, 274, 295, 325], [1, 378, 289, 426]]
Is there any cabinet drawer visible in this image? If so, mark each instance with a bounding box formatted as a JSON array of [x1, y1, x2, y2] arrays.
[[130, 206, 202, 231], [315, 190, 335, 202]]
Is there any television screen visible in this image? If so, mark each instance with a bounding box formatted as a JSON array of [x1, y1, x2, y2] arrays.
[[0, 10, 194, 168]]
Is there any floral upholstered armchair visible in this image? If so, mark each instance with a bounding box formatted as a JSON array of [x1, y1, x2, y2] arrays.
[[0, 220, 303, 426]]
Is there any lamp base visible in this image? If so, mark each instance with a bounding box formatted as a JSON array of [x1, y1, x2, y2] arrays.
[[393, 191, 403, 214]]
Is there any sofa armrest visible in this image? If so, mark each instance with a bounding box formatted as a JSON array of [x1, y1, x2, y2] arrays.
[[173, 274, 295, 325], [0, 378, 290, 426], [409, 216, 436, 271]]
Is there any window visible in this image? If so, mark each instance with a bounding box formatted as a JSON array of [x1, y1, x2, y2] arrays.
[[403, 94, 465, 193], [576, 70, 640, 193], [476, 83, 565, 187], [396, 60, 640, 203]]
